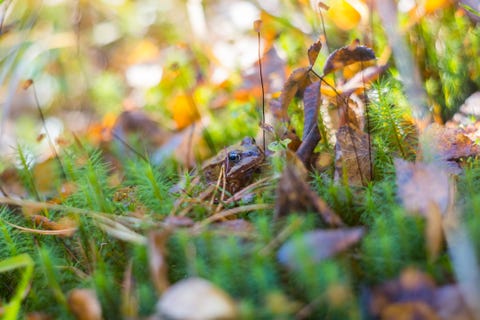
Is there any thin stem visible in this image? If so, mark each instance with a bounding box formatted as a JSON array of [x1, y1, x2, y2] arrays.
[[258, 31, 266, 152]]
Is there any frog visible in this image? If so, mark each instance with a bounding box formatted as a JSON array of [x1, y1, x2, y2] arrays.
[[200, 137, 264, 194]]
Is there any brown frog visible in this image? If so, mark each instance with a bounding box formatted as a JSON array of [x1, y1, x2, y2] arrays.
[[201, 137, 264, 194]]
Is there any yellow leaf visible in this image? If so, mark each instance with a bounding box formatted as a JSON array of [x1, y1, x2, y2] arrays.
[[327, 0, 361, 31], [169, 94, 200, 130]]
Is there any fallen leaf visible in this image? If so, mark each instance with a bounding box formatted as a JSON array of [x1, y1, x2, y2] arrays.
[[111, 110, 169, 152], [433, 285, 474, 320], [68, 289, 102, 320], [279, 66, 311, 113], [297, 81, 321, 166], [308, 38, 322, 67], [148, 230, 171, 294], [369, 268, 436, 318], [323, 44, 376, 75], [394, 159, 449, 216], [421, 124, 480, 169], [156, 277, 237, 320], [335, 125, 373, 186], [274, 165, 344, 227], [339, 64, 388, 96], [277, 227, 364, 269], [30, 215, 77, 237], [381, 301, 440, 320]]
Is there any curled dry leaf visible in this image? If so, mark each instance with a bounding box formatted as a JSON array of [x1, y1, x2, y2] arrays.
[[296, 81, 321, 166], [335, 125, 373, 186], [274, 164, 344, 227], [156, 277, 237, 320], [279, 66, 311, 114], [323, 44, 376, 75], [68, 289, 102, 320], [307, 39, 322, 67], [394, 159, 449, 216], [277, 227, 364, 269], [148, 230, 171, 294]]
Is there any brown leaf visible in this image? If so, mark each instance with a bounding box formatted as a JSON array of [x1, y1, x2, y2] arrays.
[[148, 230, 171, 294], [308, 39, 322, 67], [381, 302, 440, 320], [68, 289, 102, 320], [421, 123, 480, 165], [279, 66, 311, 114], [369, 268, 436, 318], [22, 79, 33, 90], [323, 44, 376, 75], [394, 159, 449, 216], [31, 215, 77, 237], [335, 125, 373, 186], [297, 81, 321, 166], [277, 227, 364, 269], [433, 285, 474, 320], [274, 165, 344, 227], [156, 277, 238, 320], [339, 64, 388, 96]]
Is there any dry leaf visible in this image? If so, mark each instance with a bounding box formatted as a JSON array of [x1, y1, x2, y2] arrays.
[[339, 64, 388, 96], [297, 81, 321, 166], [274, 165, 344, 227], [323, 44, 376, 75], [279, 67, 311, 113], [68, 289, 102, 320], [421, 124, 480, 168], [395, 159, 449, 216], [335, 125, 373, 186], [112, 110, 169, 151], [308, 39, 322, 67], [381, 302, 440, 320], [433, 285, 474, 320], [30, 215, 77, 237], [369, 268, 436, 318], [22, 79, 34, 90], [148, 230, 171, 294], [156, 277, 237, 320], [277, 227, 364, 269]]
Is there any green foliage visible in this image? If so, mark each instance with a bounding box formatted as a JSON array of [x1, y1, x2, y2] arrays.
[[63, 148, 115, 212], [362, 208, 426, 281], [124, 160, 175, 215]]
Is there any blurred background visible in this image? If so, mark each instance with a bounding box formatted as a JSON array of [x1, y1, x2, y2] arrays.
[[0, 0, 477, 168]]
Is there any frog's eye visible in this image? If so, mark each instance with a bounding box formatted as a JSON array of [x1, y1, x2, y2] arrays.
[[228, 151, 241, 162]]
